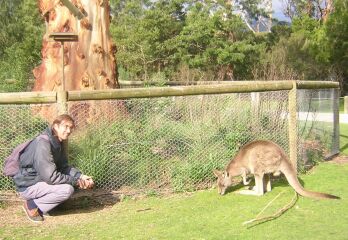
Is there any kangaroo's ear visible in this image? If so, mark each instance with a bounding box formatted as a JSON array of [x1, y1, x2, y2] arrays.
[[213, 170, 222, 177]]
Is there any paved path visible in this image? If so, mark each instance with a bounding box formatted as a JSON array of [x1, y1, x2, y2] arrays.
[[297, 112, 348, 123], [340, 114, 348, 123]]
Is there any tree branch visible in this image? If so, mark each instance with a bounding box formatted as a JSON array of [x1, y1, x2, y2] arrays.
[[243, 191, 298, 228]]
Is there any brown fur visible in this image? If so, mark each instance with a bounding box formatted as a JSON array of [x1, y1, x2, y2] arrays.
[[213, 140, 339, 200]]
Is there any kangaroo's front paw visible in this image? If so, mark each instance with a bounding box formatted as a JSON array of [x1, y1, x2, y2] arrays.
[[242, 177, 251, 185]]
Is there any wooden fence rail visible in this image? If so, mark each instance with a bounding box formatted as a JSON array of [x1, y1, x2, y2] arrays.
[[0, 81, 339, 104]]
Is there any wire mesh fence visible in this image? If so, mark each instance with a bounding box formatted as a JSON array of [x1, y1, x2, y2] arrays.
[[0, 87, 340, 196], [297, 88, 340, 171], [67, 91, 290, 192], [0, 104, 55, 192]]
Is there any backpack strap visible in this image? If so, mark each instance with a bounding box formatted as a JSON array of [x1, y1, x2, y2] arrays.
[[37, 134, 49, 142]]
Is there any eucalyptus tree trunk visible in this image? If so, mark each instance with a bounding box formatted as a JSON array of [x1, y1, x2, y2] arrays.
[[33, 0, 119, 91]]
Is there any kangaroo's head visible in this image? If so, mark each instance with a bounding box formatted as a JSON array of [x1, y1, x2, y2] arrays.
[[213, 170, 233, 195]]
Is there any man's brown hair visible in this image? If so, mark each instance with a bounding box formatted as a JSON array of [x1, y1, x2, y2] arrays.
[[51, 114, 75, 135]]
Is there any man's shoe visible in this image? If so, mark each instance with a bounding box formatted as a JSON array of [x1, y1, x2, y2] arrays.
[[22, 201, 44, 223], [42, 212, 52, 218]]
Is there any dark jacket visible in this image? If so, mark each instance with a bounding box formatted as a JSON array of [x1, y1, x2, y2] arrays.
[[13, 127, 81, 191]]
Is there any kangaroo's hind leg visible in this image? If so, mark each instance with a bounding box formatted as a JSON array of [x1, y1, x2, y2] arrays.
[[253, 174, 265, 195], [264, 174, 272, 192]]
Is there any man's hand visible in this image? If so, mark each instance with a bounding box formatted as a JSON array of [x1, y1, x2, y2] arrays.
[[77, 175, 94, 189]]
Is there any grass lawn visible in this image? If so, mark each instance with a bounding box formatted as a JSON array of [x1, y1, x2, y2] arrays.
[[1, 124, 347, 240], [340, 123, 348, 155], [1, 162, 347, 240], [339, 98, 344, 113]]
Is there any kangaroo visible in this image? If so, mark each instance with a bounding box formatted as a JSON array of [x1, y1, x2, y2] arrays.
[[213, 140, 340, 200]]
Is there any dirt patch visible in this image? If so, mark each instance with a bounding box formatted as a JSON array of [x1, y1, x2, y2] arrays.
[[0, 189, 121, 228], [328, 155, 348, 165]]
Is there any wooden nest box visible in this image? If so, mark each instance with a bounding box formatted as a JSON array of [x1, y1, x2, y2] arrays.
[[49, 32, 79, 42]]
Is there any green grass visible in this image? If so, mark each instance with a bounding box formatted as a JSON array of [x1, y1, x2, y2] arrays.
[[1, 122, 347, 240], [340, 123, 348, 155], [308, 97, 345, 113], [1, 163, 347, 240], [339, 97, 345, 113]]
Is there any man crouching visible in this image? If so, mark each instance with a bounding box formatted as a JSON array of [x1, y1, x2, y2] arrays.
[[13, 114, 94, 222]]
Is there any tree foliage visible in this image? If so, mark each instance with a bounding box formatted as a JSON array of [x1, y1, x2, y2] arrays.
[[110, 0, 185, 81], [254, 0, 347, 93], [282, 0, 334, 20], [0, 0, 346, 93], [325, 0, 348, 76], [0, 0, 44, 92], [170, 1, 263, 80], [110, 0, 265, 81]]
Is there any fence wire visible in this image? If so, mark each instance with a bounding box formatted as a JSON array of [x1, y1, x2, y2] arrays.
[[0, 104, 55, 192], [297, 89, 340, 171], [0, 89, 339, 195]]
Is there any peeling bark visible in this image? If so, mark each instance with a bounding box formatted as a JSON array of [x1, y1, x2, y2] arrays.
[[33, 0, 119, 91], [32, 0, 123, 127]]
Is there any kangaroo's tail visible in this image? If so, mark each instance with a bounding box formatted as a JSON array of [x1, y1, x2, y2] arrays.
[[281, 160, 340, 200]]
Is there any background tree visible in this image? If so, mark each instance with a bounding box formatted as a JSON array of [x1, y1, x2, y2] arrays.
[[111, 0, 265, 81], [171, 1, 264, 80], [281, 0, 333, 20], [254, 0, 346, 94], [0, 0, 346, 93], [110, 0, 185, 81], [325, 0, 348, 93], [0, 0, 44, 92], [33, 0, 118, 91], [109, 0, 148, 81]]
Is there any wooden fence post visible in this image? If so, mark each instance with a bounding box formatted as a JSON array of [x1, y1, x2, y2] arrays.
[[56, 90, 69, 155], [345, 96, 348, 114], [288, 81, 298, 172], [57, 90, 68, 115], [332, 89, 340, 156]]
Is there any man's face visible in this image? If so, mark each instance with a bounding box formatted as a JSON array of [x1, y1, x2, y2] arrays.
[[53, 120, 74, 142]]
